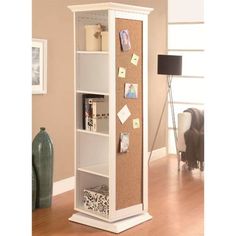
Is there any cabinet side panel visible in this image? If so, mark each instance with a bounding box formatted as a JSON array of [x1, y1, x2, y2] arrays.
[[116, 18, 143, 210]]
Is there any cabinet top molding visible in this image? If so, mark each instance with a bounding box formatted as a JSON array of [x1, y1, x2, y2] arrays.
[[68, 2, 153, 15]]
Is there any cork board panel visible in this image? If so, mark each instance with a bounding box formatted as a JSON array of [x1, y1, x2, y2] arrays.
[[116, 18, 143, 210]]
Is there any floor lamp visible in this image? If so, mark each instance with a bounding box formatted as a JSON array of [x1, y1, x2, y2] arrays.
[[149, 54, 182, 170]]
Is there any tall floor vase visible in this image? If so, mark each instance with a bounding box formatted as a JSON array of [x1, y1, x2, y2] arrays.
[[32, 127, 54, 208], [32, 164, 37, 210]]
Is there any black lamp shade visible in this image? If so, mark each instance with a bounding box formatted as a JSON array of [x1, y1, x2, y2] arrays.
[[157, 54, 182, 75]]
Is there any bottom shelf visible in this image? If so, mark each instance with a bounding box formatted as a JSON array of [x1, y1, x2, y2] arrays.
[[76, 206, 109, 221], [76, 171, 109, 220], [69, 212, 152, 233], [78, 163, 109, 177]]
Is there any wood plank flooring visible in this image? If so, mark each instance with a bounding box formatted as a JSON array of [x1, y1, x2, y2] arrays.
[[32, 155, 204, 236]]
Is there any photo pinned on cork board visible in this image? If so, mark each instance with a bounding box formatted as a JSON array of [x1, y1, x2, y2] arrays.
[[120, 132, 130, 153], [119, 29, 131, 51], [131, 53, 139, 66], [133, 118, 140, 129], [117, 104, 131, 124], [124, 83, 138, 99], [118, 67, 126, 78]]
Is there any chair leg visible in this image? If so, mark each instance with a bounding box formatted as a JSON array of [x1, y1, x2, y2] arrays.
[[200, 162, 204, 171], [177, 152, 181, 171]]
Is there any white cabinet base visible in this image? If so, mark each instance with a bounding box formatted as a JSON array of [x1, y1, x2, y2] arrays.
[[69, 212, 152, 233]]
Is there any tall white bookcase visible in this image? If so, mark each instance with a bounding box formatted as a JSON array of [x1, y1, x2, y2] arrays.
[[68, 3, 153, 233]]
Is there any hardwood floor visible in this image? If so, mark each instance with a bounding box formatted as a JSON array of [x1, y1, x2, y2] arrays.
[[32, 155, 204, 236]]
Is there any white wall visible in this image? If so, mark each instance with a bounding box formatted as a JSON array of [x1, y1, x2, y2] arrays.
[[167, 0, 205, 153], [168, 0, 204, 23]]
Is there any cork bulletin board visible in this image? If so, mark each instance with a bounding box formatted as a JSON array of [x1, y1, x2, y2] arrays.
[[116, 18, 143, 210]]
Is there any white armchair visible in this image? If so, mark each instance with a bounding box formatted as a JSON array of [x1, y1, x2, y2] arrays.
[[177, 109, 204, 171], [177, 112, 192, 153], [177, 112, 191, 170]]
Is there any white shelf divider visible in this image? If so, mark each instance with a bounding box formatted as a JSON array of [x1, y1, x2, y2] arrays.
[[77, 129, 109, 137], [78, 163, 109, 178], [77, 50, 109, 54], [76, 90, 109, 96]]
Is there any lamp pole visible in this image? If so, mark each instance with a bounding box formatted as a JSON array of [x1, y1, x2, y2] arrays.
[[148, 55, 182, 171], [167, 75, 180, 170]]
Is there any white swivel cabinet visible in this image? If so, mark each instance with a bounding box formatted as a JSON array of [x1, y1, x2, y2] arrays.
[[68, 3, 153, 233]]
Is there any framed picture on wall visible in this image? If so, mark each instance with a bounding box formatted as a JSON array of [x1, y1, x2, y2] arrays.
[[32, 38, 47, 94]]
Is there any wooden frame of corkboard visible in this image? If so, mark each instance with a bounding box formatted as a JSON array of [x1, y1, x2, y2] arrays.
[[116, 18, 143, 210]]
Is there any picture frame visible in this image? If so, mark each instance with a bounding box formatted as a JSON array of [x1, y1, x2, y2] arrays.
[[32, 38, 47, 94]]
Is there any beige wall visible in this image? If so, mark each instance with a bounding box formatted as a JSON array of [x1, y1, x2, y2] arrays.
[[32, 0, 167, 182]]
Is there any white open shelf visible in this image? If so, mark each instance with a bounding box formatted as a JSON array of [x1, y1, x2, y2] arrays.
[[76, 53, 109, 93], [77, 50, 108, 54], [77, 129, 109, 137], [78, 163, 109, 178], [76, 90, 109, 96], [76, 94, 109, 132], [75, 10, 108, 52], [77, 131, 109, 169], [76, 171, 109, 219]]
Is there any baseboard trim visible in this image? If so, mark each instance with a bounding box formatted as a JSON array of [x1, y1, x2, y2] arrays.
[[53, 176, 75, 196], [148, 147, 167, 163]]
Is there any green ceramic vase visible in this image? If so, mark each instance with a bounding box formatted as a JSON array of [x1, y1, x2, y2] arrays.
[[32, 127, 54, 208], [32, 164, 37, 211]]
